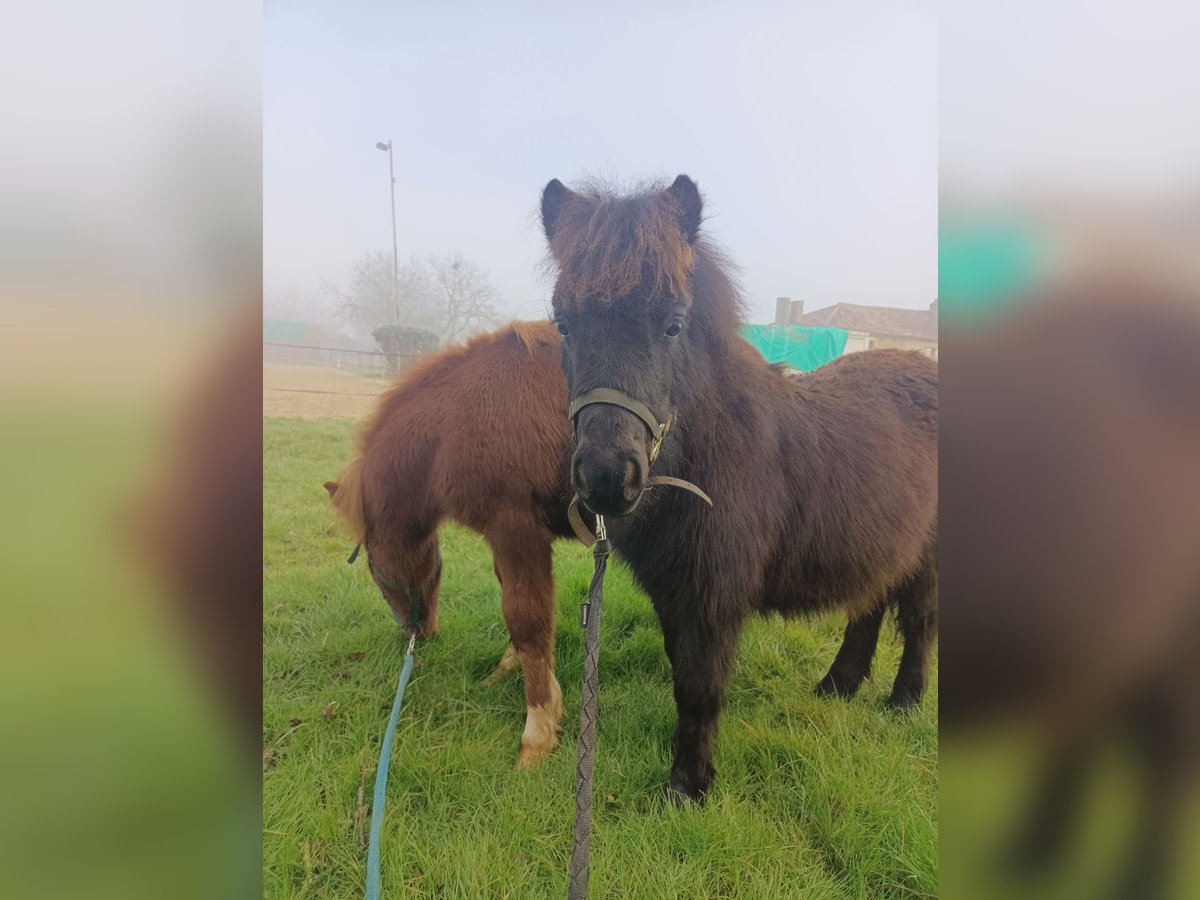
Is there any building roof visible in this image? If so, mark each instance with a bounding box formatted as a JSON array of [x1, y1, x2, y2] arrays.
[[793, 302, 938, 341]]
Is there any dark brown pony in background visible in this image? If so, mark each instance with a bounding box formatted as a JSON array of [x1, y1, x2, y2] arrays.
[[325, 321, 579, 767], [541, 175, 938, 801]]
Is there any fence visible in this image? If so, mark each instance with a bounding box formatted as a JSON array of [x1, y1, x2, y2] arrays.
[[263, 342, 417, 379]]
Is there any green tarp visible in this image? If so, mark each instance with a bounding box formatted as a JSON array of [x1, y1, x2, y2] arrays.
[[939, 218, 1044, 321], [739, 324, 848, 371], [263, 320, 309, 342]]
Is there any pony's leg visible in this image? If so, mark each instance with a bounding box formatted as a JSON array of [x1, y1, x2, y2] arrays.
[[1112, 670, 1196, 900], [485, 519, 562, 768], [815, 603, 887, 698], [483, 642, 521, 685], [887, 548, 938, 709], [420, 534, 442, 635], [483, 560, 520, 683], [1002, 727, 1097, 875], [660, 605, 742, 803]]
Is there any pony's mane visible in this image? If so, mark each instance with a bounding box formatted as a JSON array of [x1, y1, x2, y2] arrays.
[[510, 319, 559, 353], [545, 180, 697, 306]]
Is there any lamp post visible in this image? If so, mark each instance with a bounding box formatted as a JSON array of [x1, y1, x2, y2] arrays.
[[375, 140, 399, 309]]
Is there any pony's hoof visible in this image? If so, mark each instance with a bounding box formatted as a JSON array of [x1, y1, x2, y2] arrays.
[[516, 741, 556, 769], [516, 702, 562, 769], [998, 831, 1062, 878], [483, 643, 520, 685], [814, 673, 860, 699], [481, 667, 508, 686], [665, 786, 699, 808], [885, 690, 921, 711], [666, 772, 707, 806]]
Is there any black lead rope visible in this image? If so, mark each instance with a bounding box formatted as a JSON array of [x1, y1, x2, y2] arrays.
[[563, 386, 713, 898], [568, 516, 610, 900]]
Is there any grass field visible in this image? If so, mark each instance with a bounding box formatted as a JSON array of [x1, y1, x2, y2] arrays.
[[264, 417, 938, 898]]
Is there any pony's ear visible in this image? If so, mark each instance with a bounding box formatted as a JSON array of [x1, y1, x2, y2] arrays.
[[323, 481, 339, 498], [541, 178, 576, 241], [666, 174, 703, 243]]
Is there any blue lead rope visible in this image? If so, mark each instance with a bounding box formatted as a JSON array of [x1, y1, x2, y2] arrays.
[[365, 632, 417, 900]]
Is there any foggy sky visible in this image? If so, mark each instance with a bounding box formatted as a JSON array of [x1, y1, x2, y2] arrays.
[[264, 1, 936, 326]]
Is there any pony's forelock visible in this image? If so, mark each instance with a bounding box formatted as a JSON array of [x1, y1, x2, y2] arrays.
[[543, 180, 698, 307]]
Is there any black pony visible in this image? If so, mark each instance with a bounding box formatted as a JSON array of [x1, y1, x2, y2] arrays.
[[540, 175, 938, 801]]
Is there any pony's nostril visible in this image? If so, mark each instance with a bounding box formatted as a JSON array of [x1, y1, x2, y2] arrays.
[[574, 463, 592, 500], [621, 459, 641, 503]]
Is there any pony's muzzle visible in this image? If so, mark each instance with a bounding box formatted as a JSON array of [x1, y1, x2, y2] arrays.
[[572, 405, 652, 516], [573, 451, 645, 517], [573, 448, 643, 513]]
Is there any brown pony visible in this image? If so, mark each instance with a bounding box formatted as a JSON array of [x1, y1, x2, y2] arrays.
[[540, 175, 938, 801], [325, 321, 579, 767]]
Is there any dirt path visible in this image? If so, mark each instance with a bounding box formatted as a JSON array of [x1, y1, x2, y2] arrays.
[[263, 364, 388, 420]]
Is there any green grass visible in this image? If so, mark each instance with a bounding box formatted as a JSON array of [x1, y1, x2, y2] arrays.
[[264, 417, 937, 898]]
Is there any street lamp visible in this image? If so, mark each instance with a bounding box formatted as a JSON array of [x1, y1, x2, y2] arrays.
[[376, 140, 399, 310]]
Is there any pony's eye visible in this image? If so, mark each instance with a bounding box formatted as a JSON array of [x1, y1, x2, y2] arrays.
[[664, 319, 684, 338], [555, 319, 570, 337]]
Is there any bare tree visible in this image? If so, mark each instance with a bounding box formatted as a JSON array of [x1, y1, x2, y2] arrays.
[[322, 251, 433, 338], [427, 254, 502, 343], [324, 250, 501, 346]]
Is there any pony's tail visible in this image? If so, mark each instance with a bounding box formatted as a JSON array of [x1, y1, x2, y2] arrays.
[[324, 456, 367, 544]]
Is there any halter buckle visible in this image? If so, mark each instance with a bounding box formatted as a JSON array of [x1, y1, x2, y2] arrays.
[[649, 417, 671, 463]]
